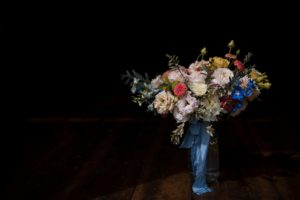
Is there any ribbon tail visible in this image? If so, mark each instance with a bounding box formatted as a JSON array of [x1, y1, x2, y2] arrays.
[[180, 120, 213, 196], [191, 129, 212, 195]]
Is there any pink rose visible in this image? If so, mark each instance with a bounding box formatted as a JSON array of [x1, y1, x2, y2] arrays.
[[225, 53, 237, 60]]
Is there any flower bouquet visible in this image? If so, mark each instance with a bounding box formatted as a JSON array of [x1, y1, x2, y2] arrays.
[[121, 40, 271, 196]]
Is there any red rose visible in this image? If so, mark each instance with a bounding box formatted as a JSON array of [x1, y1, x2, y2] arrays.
[[220, 96, 234, 112], [173, 83, 187, 97]]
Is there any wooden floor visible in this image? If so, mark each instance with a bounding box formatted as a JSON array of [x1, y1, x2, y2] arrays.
[[6, 97, 300, 200]]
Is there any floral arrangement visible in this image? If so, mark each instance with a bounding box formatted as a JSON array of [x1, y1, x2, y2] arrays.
[[122, 40, 271, 145]]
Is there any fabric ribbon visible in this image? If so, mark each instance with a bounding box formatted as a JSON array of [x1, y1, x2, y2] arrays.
[[180, 120, 213, 196]]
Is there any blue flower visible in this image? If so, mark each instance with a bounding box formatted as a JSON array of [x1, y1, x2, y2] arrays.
[[232, 102, 242, 112], [232, 87, 244, 101], [244, 80, 254, 97], [232, 80, 255, 100]]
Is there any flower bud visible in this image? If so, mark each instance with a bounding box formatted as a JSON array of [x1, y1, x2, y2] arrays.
[[258, 82, 271, 90], [228, 40, 235, 48], [201, 47, 207, 55], [256, 75, 268, 82]]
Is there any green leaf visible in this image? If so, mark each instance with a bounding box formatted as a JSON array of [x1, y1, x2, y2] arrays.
[[166, 54, 180, 68]]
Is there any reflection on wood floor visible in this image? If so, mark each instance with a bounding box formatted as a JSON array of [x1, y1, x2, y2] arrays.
[[6, 97, 300, 200]]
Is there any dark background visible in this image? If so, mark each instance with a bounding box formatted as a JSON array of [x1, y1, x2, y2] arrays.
[[6, 4, 300, 199], [16, 9, 299, 124], [10, 4, 299, 161]]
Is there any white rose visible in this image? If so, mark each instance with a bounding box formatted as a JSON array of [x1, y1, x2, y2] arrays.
[[189, 83, 207, 96], [211, 68, 234, 87]]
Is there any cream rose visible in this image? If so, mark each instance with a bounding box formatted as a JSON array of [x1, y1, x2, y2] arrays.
[[154, 91, 177, 114]]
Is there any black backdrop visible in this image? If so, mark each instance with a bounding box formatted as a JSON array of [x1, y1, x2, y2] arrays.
[[13, 4, 299, 127], [5, 5, 300, 199]]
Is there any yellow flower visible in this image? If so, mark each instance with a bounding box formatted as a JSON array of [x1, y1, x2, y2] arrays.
[[256, 75, 268, 82], [257, 82, 272, 90], [249, 69, 271, 90], [249, 69, 262, 80], [209, 57, 230, 68]]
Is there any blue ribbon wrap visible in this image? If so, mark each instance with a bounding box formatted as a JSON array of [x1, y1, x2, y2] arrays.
[[180, 120, 213, 196]]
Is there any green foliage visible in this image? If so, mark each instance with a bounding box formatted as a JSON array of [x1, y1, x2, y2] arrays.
[[121, 70, 150, 85], [170, 123, 185, 145], [243, 52, 253, 64], [132, 94, 144, 106], [166, 54, 180, 68]]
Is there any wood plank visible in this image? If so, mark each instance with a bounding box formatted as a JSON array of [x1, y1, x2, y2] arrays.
[[82, 120, 162, 200], [131, 121, 191, 200], [6, 104, 300, 200], [53, 122, 129, 200], [272, 176, 298, 200]]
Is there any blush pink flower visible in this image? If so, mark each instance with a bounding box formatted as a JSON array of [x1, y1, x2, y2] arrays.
[[173, 83, 187, 97], [173, 92, 199, 122], [162, 70, 170, 79], [225, 53, 237, 60], [168, 67, 188, 82], [234, 60, 245, 71]]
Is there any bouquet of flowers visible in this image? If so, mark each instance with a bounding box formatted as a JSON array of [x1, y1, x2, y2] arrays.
[[122, 40, 271, 195]]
